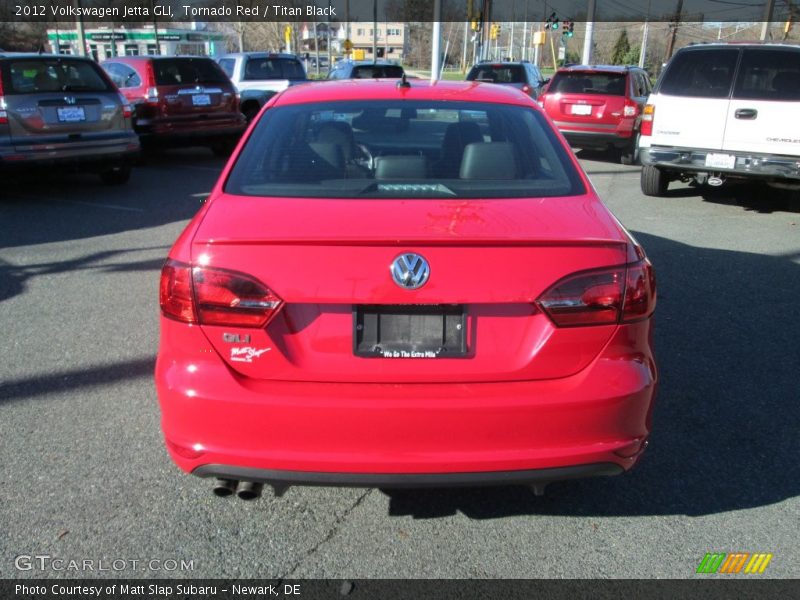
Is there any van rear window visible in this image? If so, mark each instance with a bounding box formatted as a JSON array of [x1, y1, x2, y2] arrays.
[[659, 49, 739, 98], [733, 49, 800, 101], [3, 59, 112, 95]]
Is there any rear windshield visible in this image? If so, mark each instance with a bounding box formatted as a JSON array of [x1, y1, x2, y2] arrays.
[[2, 59, 112, 94], [467, 65, 525, 83], [351, 65, 405, 79], [733, 48, 800, 101], [153, 58, 228, 86], [225, 100, 585, 199], [243, 57, 306, 81], [548, 72, 627, 95], [659, 49, 739, 98]]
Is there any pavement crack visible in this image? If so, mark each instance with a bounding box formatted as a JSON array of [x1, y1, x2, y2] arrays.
[[282, 488, 373, 578]]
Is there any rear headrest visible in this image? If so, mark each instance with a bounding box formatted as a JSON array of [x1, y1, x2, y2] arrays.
[[459, 142, 517, 180], [308, 142, 345, 171], [374, 155, 428, 179]]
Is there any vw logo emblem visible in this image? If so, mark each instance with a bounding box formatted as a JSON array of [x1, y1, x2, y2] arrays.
[[390, 253, 430, 290]]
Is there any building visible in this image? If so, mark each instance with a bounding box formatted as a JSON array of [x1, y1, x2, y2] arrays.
[[349, 22, 407, 61], [46, 26, 227, 60]]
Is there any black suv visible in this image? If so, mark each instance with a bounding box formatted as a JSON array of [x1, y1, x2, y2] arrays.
[[466, 61, 549, 99], [0, 53, 138, 184], [327, 60, 405, 80]]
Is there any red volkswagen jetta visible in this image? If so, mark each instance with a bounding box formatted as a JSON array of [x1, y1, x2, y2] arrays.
[[156, 79, 656, 500]]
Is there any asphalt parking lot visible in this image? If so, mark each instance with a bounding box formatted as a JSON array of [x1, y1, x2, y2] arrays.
[[1, 150, 798, 579]]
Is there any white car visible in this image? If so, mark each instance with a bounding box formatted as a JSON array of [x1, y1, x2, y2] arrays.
[[217, 52, 308, 121], [639, 43, 800, 196]]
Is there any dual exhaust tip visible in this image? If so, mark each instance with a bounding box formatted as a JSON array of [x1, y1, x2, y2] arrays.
[[212, 478, 263, 500]]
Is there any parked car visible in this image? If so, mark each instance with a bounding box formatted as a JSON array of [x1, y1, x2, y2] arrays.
[[156, 79, 657, 500], [0, 53, 138, 184], [327, 60, 405, 80], [217, 52, 308, 122], [639, 42, 800, 196], [466, 60, 549, 99], [102, 56, 245, 155], [537, 65, 651, 164]]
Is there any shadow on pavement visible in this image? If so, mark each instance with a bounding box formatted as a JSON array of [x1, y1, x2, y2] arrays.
[[0, 149, 222, 249], [383, 231, 800, 518]]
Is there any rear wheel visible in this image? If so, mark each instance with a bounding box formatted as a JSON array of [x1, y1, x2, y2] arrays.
[[619, 133, 640, 166], [641, 165, 669, 197], [99, 164, 131, 185]]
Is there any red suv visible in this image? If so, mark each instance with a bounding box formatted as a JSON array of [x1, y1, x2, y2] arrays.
[[538, 65, 652, 164], [102, 56, 246, 155]]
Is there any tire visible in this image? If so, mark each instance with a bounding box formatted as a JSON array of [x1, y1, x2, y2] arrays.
[[620, 133, 640, 166], [641, 164, 669, 197], [99, 164, 131, 186]]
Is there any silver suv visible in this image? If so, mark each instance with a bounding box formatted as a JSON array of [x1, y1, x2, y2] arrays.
[[0, 53, 139, 184], [217, 52, 308, 122], [639, 43, 800, 196]]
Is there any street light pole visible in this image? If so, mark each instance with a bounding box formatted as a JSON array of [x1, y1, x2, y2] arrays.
[[431, 0, 442, 82], [581, 0, 596, 65]]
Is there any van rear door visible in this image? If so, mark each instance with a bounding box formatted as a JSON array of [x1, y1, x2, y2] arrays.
[[649, 47, 740, 151], [723, 47, 800, 156]]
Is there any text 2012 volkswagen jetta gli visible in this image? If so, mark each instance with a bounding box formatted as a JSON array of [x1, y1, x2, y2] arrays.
[[156, 79, 657, 500]]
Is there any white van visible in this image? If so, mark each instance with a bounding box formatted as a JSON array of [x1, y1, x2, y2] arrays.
[[639, 43, 800, 196]]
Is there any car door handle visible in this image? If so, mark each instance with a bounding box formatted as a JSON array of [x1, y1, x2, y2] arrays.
[[734, 108, 758, 120]]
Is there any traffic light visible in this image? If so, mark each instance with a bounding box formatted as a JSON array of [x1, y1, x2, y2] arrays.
[[471, 14, 482, 32], [785, 20, 793, 35], [545, 12, 559, 31], [490, 23, 501, 40], [562, 21, 574, 38]]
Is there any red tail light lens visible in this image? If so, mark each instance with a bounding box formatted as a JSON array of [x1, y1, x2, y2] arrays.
[[160, 260, 196, 323], [522, 84, 531, 94], [159, 261, 283, 328], [537, 259, 655, 327], [640, 104, 655, 136], [0, 70, 7, 125], [623, 99, 638, 118], [192, 266, 283, 328]]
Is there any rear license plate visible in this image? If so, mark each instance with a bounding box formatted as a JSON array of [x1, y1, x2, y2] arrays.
[[57, 107, 85, 122], [354, 305, 466, 358], [705, 153, 736, 169], [571, 104, 592, 116], [192, 94, 211, 106]]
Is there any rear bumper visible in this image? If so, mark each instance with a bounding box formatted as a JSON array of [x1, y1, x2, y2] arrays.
[[193, 462, 624, 489], [0, 133, 139, 169], [135, 117, 245, 146], [156, 318, 657, 486], [554, 122, 634, 149], [640, 145, 800, 181]]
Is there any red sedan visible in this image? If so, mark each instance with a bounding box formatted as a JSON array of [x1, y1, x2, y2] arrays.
[[156, 79, 657, 500]]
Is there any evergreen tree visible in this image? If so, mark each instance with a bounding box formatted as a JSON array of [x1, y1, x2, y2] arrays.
[[611, 30, 631, 65]]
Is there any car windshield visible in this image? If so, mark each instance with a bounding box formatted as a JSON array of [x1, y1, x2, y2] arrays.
[[3, 59, 112, 94], [244, 57, 305, 80], [468, 65, 525, 83], [351, 65, 405, 78], [153, 58, 228, 86], [548, 72, 627, 95], [225, 100, 585, 199]]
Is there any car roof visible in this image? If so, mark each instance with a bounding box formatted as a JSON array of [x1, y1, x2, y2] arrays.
[[683, 41, 800, 49], [220, 52, 300, 60], [558, 64, 639, 73], [273, 79, 535, 107]]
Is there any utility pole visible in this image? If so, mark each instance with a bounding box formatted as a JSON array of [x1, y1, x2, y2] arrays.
[[581, 0, 596, 65], [639, 0, 651, 68], [462, 20, 469, 71], [431, 0, 442, 82], [761, 0, 776, 40], [664, 0, 684, 63], [372, 0, 377, 62], [74, 0, 87, 57], [314, 22, 320, 76]]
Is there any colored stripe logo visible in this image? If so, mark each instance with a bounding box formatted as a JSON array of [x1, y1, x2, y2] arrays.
[[697, 553, 773, 574]]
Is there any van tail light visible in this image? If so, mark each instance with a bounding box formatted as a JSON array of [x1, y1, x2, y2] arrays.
[[623, 99, 638, 118], [522, 84, 531, 94], [537, 259, 655, 327], [144, 86, 159, 105], [160, 260, 284, 328], [640, 104, 655, 136]]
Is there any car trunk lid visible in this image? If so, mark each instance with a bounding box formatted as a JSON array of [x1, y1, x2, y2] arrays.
[[189, 194, 631, 383]]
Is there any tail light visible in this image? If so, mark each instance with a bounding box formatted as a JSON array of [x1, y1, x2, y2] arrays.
[[537, 259, 655, 327], [640, 104, 655, 136], [623, 99, 638, 118], [160, 260, 284, 328], [522, 84, 531, 95], [144, 61, 160, 107], [0, 70, 7, 125], [144, 87, 159, 105], [537, 94, 547, 108], [118, 93, 132, 118]]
